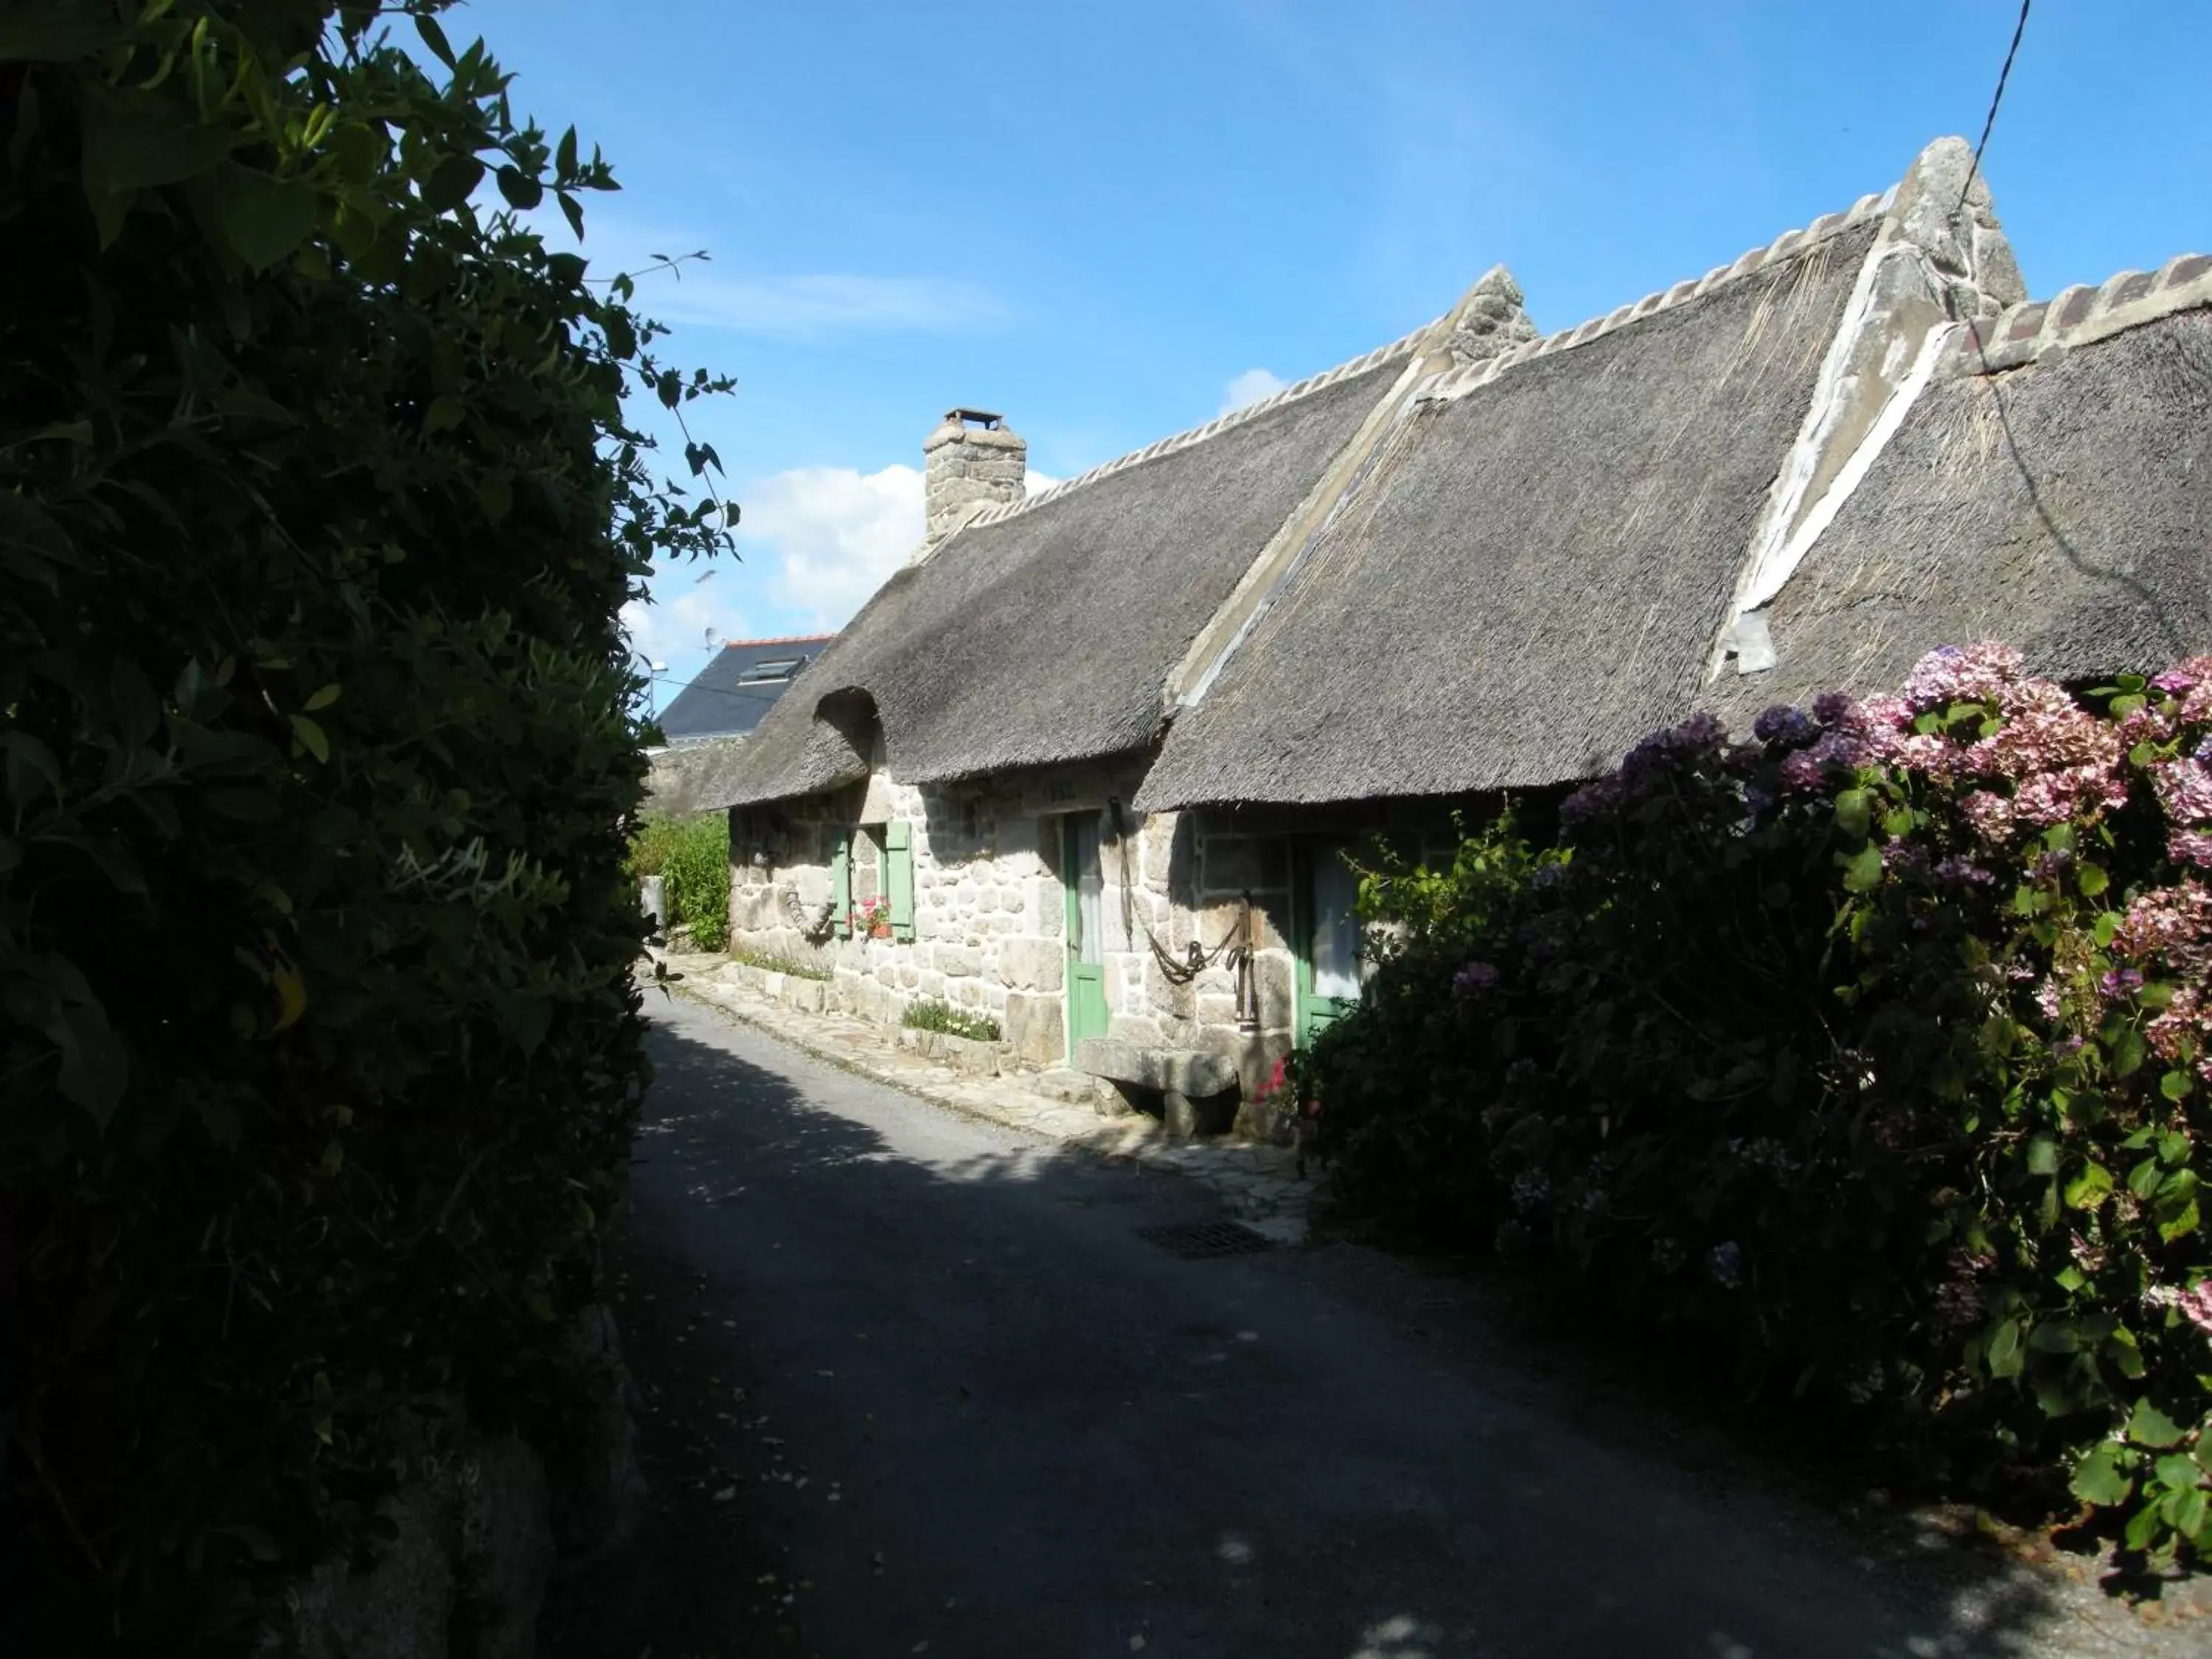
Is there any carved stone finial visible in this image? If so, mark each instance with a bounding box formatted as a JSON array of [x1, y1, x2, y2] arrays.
[[1444, 265, 1538, 368]]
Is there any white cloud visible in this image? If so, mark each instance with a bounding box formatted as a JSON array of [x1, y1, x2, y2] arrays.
[[747, 463, 927, 628], [1024, 469, 1064, 498], [630, 460, 1075, 693], [1219, 367, 1288, 414], [621, 569, 755, 689]]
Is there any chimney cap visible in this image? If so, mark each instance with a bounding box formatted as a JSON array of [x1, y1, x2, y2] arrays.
[[944, 407, 1005, 430]]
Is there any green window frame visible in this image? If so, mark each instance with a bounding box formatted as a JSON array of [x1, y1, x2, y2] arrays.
[[885, 820, 916, 942]]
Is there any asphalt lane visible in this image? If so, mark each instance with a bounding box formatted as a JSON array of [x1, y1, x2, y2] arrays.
[[542, 990, 2117, 1659]]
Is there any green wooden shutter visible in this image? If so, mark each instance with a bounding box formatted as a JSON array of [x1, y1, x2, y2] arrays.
[[886, 820, 915, 942], [830, 831, 852, 938]]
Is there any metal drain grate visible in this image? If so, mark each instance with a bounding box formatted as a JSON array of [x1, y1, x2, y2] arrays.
[[1136, 1220, 1274, 1260]]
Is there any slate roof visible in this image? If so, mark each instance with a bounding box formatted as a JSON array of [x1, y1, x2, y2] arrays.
[[656, 635, 835, 743]]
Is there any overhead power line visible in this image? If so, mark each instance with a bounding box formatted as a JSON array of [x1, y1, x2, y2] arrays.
[[1959, 1, 2031, 216]]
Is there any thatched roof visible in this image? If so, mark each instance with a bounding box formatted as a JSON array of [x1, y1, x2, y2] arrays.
[[708, 338, 1421, 808], [1712, 279, 2212, 724], [1136, 217, 1882, 811]]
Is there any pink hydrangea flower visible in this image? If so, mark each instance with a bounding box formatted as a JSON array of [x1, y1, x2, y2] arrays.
[[2171, 830, 2212, 869], [1958, 790, 2016, 843], [2152, 760, 2212, 826], [2145, 1280, 2212, 1335], [2112, 882, 2212, 975], [1901, 641, 2023, 710]]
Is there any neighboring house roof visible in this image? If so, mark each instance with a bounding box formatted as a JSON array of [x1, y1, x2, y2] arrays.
[[720, 331, 1427, 806], [1712, 262, 2212, 727], [656, 635, 835, 743]]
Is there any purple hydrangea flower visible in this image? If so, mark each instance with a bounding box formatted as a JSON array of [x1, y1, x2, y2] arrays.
[[1509, 1169, 1551, 1217], [1452, 960, 1501, 1000], [1933, 856, 1996, 887], [2099, 966, 2146, 1001], [1708, 1241, 1744, 1290], [1812, 690, 1855, 726], [2152, 669, 2197, 695], [1753, 704, 1818, 747], [1675, 711, 1727, 749]]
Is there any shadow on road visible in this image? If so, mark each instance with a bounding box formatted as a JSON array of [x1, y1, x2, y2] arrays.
[[539, 1001, 2168, 1659]]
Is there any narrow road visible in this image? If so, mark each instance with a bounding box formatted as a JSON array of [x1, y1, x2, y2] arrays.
[[543, 991, 2159, 1659]]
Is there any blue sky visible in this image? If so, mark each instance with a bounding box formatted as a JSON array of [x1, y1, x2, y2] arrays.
[[446, 0, 2212, 698]]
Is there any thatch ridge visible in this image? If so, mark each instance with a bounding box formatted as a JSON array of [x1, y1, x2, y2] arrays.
[[1424, 189, 1891, 405], [1941, 251, 2212, 377], [956, 323, 1434, 534]]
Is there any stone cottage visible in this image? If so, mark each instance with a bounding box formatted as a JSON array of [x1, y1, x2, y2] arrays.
[[700, 136, 2212, 1137]]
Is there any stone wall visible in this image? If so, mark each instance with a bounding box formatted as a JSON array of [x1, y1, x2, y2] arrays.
[[727, 759, 1471, 1129]]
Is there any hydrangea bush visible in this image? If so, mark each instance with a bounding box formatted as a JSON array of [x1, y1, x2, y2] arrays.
[[1309, 644, 2212, 1564]]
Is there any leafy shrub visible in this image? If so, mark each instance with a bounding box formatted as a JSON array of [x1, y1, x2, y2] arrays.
[[729, 948, 832, 982], [639, 811, 729, 952], [902, 998, 1003, 1043], [1312, 645, 2212, 1565], [0, 4, 731, 1645]]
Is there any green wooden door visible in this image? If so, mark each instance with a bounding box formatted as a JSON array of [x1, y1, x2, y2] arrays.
[[1061, 813, 1109, 1054], [1294, 841, 1361, 1048]]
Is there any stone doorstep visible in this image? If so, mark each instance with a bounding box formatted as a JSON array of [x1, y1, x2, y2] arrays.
[[653, 957, 1312, 1236]]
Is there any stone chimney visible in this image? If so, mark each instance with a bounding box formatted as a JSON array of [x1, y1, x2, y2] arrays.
[[922, 408, 1026, 547]]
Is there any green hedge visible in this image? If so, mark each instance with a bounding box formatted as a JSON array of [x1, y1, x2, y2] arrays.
[[0, 4, 731, 1646], [1312, 645, 2212, 1566], [629, 810, 730, 951]]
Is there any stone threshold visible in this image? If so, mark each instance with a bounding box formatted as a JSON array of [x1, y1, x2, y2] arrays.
[[647, 951, 1313, 1237]]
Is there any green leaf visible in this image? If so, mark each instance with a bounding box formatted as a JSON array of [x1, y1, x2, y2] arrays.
[[422, 397, 467, 437], [2161, 1068, 2193, 1100], [557, 125, 579, 179], [2077, 862, 2110, 897], [414, 13, 459, 67], [0, 4, 132, 63], [2130, 1157, 2165, 1200], [495, 164, 543, 210], [2154, 1454, 2201, 1494], [1842, 843, 1884, 893], [304, 684, 341, 712], [1986, 1316, 2024, 1379], [419, 153, 484, 213], [289, 714, 330, 764], [557, 189, 585, 243], [2156, 1197, 2199, 1243], [81, 87, 230, 194], [2071, 1442, 2134, 1507], [2063, 1161, 2112, 1210], [1833, 788, 1871, 841], [2025, 1135, 2058, 1175], [476, 474, 512, 524], [2172, 1486, 2210, 1542], [2123, 1500, 2166, 1553], [217, 164, 319, 272], [2110, 1027, 2146, 1078], [2128, 1399, 2188, 1449], [2094, 912, 2122, 947]]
